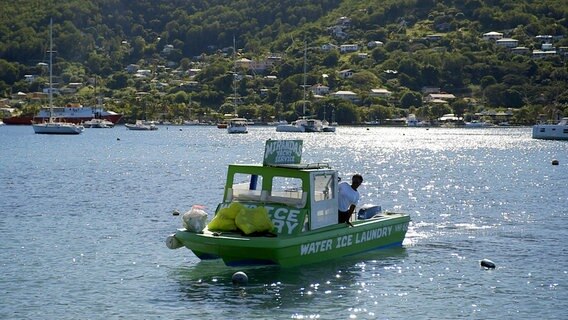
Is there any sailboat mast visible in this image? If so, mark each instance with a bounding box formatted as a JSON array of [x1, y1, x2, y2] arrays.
[[233, 36, 237, 116], [302, 42, 307, 116], [49, 18, 53, 120]]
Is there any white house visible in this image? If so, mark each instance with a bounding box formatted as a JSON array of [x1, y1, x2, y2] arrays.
[[370, 88, 392, 98], [496, 38, 518, 48], [536, 35, 553, 43], [24, 75, 37, 83], [367, 41, 384, 48], [532, 50, 557, 59], [340, 44, 358, 53], [425, 93, 456, 102], [482, 31, 503, 41], [338, 69, 354, 79], [542, 43, 554, 51], [511, 47, 530, 55], [332, 90, 358, 101], [310, 84, 330, 96]]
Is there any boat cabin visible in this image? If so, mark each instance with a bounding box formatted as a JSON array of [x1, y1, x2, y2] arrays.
[[217, 140, 339, 235]]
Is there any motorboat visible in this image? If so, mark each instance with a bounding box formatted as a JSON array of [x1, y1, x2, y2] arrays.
[[322, 120, 336, 132], [125, 120, 158, 130], [532, 117, 568, 140], [227, 118, 248, 134], [84, 118, 114, 128], [464, 120, 493, 127], [276, 118, 323, 132], [276, 121, 305, 132], [166, 140, 410, 267]]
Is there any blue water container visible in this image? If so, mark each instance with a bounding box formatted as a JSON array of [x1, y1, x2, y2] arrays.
[[357, 204, 382, 220]]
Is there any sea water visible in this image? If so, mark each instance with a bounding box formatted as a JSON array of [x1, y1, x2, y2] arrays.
[[0, 125, 566, 319]]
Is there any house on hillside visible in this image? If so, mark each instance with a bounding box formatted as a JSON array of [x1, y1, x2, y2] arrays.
[[532, 50, 557, 59], [536, 35, 553, 43], [332, 90, 358, 102], [340, 44, 358, 53], [482, 31, 503, 41], [425, 93, 456, 103], [511, 47, 530, 55], [310, 84, 330, 96], [367, 41, 383, 48], [369, 88, 392, 98], [496, 38, 518, 48], [338, 69, 354, 79]]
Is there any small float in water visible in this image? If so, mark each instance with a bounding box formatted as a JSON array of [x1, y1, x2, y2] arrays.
[[166, 140, 411, 267]]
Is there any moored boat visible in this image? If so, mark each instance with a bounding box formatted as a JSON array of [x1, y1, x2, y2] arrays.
[[227, 118, 248, 134], [532, 117, 568, 140], [275, 118, 324, 132], [166, 140, 410, 267], [32, 19, 84, 135], [125, 120, 158, 130], [84, 118, 114, 128]]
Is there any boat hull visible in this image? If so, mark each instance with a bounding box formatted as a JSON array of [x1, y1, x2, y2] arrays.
[[532, 124, 568, 140], [276, 124, 305, 132], [125, 123, 158, 130], [32, 122, 84, 134], [171, 213, 410, 267]]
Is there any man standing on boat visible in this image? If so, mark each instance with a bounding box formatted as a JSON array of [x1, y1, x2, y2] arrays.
[[338, 174, 363, 224]]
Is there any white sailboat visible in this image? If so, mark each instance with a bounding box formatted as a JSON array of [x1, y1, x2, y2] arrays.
[[33, 19, 84, 135], [276, 43, 322, 133], [227, 37, 248, 134]]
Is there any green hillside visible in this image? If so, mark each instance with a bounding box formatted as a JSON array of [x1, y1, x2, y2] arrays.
[[1, 0, 567, 124]]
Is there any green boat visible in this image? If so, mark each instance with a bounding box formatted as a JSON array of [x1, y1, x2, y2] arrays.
[[166, 140, 410, 267]]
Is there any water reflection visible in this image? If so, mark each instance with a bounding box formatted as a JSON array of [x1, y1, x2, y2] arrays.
[[170, 248, 408, 317]]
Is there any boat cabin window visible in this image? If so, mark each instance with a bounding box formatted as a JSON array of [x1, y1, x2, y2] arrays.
[[230, 173, 263, 201], [271, 176, 303, 199], [313, 174, 335, 202], [268, 176, 306, 207]]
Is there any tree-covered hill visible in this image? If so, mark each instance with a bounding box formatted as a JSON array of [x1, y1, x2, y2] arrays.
[[1, 0, 567, 124]]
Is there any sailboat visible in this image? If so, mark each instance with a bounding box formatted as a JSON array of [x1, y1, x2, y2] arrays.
[[276, 43, 322, 133], [33, 19, 84, 135], [227, 37, 248, 134]]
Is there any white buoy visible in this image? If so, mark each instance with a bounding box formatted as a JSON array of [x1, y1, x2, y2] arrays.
[[480, 258, 496, 269], [165, 235, 182, 249], [232, 271, 248, 285]]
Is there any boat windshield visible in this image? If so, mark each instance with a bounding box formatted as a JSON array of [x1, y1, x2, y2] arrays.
[[227, 172, 307, 207]]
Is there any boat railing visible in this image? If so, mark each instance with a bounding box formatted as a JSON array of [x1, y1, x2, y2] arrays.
[[268, 163, 330, 170]]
